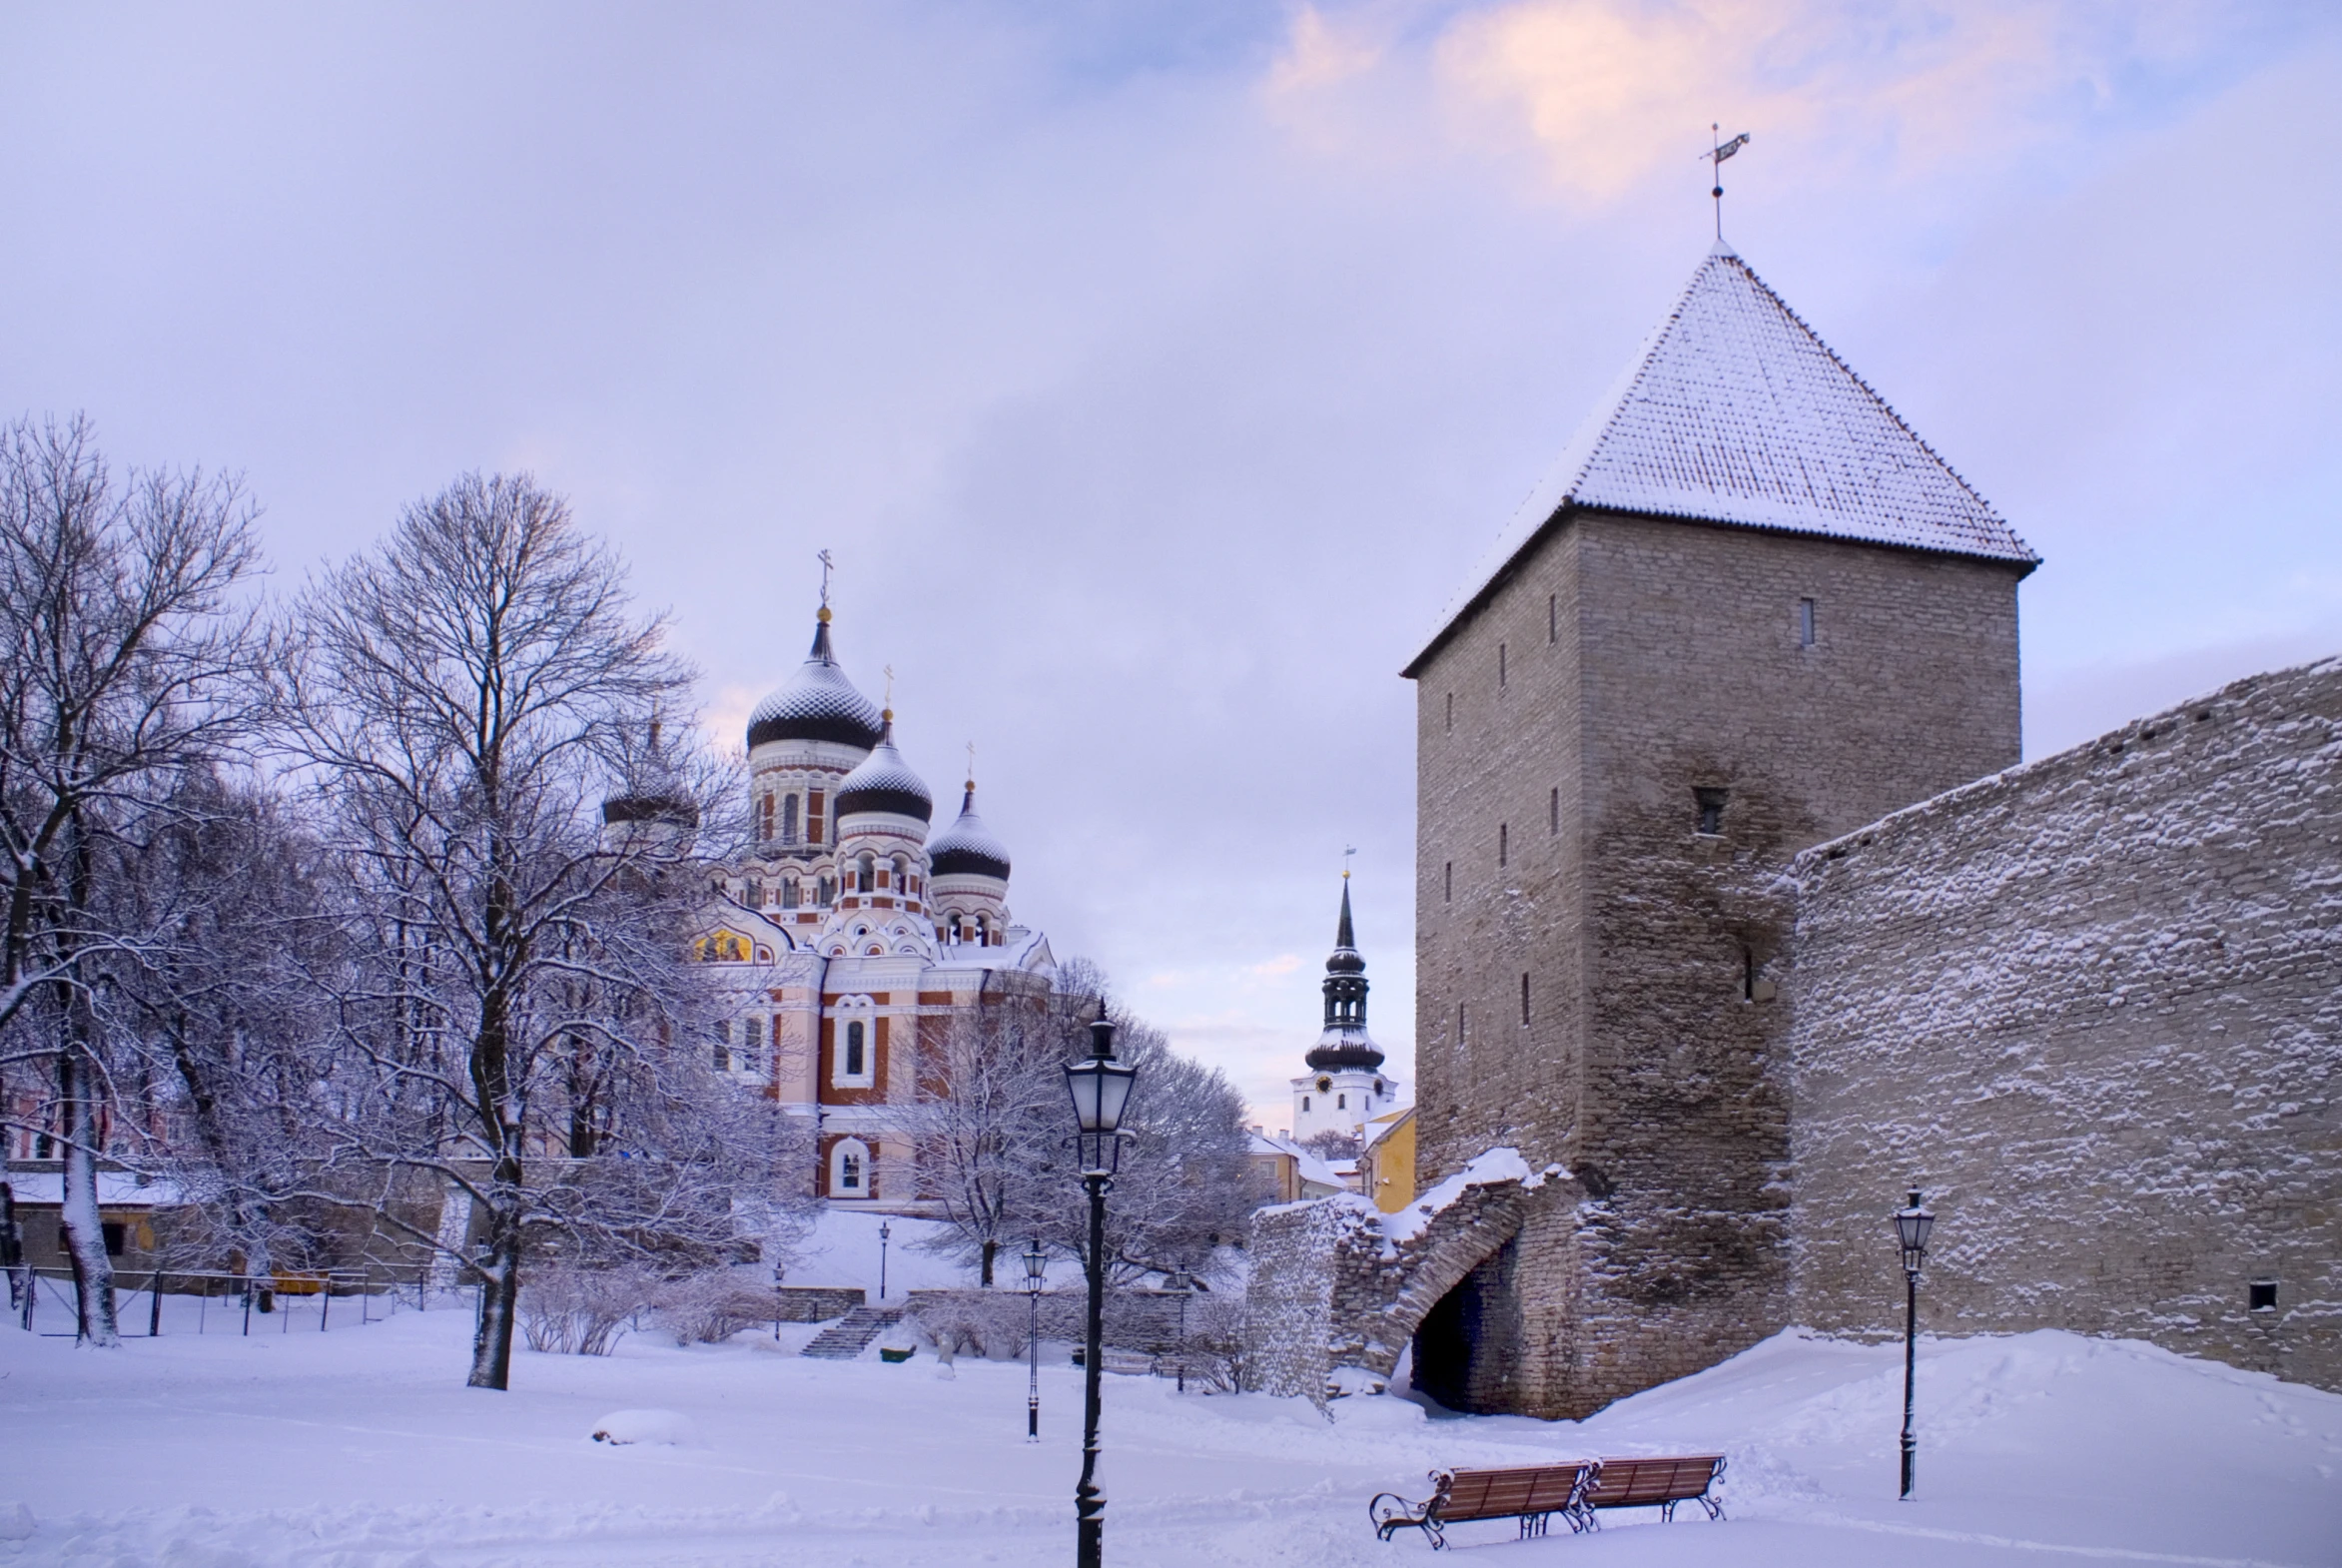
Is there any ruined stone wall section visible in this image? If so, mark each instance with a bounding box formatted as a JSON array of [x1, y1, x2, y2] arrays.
[[1240, 1198, 1363, 1405], [1787, 658, 2342, 1391], [1241, 1176, 1550, 1407]]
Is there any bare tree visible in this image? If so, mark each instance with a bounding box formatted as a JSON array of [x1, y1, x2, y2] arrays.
[[0, 415, 268, 1342], [920, 959, 1253, 1291], [898, 982, 1082, 1286], [287, 472, 770, 1389]]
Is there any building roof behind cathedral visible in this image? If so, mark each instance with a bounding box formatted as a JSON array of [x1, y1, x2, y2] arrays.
[[747, 611, 887, 751], [1406, 243, 2038, 675]]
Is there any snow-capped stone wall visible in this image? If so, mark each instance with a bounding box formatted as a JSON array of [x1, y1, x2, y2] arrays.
[[1240, 1150, 1555, 1409], [1787, 657, 2341, 1392]]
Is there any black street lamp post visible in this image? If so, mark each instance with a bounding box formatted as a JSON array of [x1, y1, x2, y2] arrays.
[[1064, 1016, 1138, 1568], [878, 1219, 891, 1302], [1024, 1237, 1048, 1442], [1163, 1269, 1196, 1393], [1893, 1188, 1936, 1500]]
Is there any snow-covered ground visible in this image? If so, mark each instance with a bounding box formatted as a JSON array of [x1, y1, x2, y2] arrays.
[[1, 1298, 2335, 1567]]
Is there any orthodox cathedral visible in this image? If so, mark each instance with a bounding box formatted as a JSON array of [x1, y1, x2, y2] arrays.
[[1287, 879, 1404, 1146], [622, 594, 1057, 1206]]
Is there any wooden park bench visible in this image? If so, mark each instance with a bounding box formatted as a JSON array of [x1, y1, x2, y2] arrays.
[[1369, 1454, 1725, 1548], [1577, 1454, 1727, 1528], [1369, 1462, 1594, 1549]]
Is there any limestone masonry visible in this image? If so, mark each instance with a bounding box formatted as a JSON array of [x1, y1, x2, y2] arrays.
[[1787, 658, 2340, 1391], [1240, 242, 2338, 1416]]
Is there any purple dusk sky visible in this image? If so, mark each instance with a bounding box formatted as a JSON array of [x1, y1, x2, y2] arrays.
[[3, 3, 2335, 1126]]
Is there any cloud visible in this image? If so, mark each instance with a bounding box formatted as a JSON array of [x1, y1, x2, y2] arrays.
[[1246, 953, 1303, 977], [1264, 1, 2301, 209]]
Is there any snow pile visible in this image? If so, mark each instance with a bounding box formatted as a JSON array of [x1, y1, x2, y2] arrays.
[[1379, 1144, 1535, 1244], [0, 1296, 2334, 1566], [0, 1503, 34, 1542], [589, 1407, 696, 1446]]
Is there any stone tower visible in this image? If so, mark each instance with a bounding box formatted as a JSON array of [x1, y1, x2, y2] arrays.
[[1401, 242, 2038, 1417]]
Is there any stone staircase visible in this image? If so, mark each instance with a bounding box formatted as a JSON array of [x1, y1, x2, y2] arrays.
[[799, 1305, 902, 1360]]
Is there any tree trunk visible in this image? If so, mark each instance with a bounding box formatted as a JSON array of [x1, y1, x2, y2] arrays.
[[0, 1178, 27, 1327], [980, 1237, 996, 1288], [57, 1046, 120, 1346], [466, 1197, 521, 1389]]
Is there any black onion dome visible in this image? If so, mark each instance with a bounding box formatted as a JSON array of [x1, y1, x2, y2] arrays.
[[602, 723, 699, 828], [926, 784, 1011, 881], [746, 613, 885, 751], [834, 717, 932, 823]]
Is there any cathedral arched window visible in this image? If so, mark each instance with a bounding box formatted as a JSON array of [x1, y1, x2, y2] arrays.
[[857, 853, 876, 893], [782, 794, 799, 844], [830, 1138, 871, 1197], [975, 913, 990, 945], [831, 996, 877, 1088], [781, 877, 800, 910], [891, 856, 909, 892], [818, 875, 835, 906]]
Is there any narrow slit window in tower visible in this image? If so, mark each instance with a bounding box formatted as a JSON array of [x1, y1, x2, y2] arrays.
[[1444, 692, 1453, 732], [1548, 593, 1557, 644], [1498, 643, 1507, 689], [1443, 861, 1452, 902], [1499, 823, 1508, 867], [1520, 974, 1530, 1026], [1696, 787, 1729, 836], [1549, 787, 1559, 834], [1799, 597, 1818, 648], [782, 794, 799, 843]]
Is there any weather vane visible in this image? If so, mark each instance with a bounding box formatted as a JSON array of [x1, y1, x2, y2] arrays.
[[1701, 124, 1752, 242], [966, 740, 977, 788], [1343, 844, 1357, 881], [817, 548, 834, 611]]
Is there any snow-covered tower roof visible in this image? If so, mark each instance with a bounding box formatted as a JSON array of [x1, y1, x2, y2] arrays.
[[1306, 879, 1383, 1073], [834, 714, 933, 824], [926, 780, 1011, 882], [601, 718, 698, 830], [1405, 242, 2039, 675], [747, 609, 886, 752]]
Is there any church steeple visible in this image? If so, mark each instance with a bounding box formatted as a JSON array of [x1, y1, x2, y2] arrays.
[[1306, 877, 1382, 1071]]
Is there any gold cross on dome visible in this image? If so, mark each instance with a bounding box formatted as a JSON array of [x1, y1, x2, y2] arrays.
[[966, 740, 977, 788], [817, 548, 834, 609], [883, 664, 895, 708]]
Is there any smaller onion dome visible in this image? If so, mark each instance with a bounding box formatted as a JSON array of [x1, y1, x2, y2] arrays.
[[926, 781, 1011, 881], [834, 714, 932, 823], [746, 610, 885, 752], [602, 720, 699, 828]]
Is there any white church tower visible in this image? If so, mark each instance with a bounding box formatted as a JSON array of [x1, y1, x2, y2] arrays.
[[1289, 878, 1401, 1144]]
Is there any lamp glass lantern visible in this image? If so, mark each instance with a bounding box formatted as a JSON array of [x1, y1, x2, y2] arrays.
[[1022, 1239, 1049, 1294], [1894, 1190, 1935, 1273], [1064, 1018, 1138, 1172]]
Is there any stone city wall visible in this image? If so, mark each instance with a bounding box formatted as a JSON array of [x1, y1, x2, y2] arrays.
[[1786, 658, 2341, 1391]]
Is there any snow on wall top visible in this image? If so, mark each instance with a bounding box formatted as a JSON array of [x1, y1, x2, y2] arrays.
[[1406, 243, 2038, 674]]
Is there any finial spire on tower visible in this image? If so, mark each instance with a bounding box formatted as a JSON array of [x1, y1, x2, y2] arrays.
[[817, 548, 835, 622], [1702, 124, 1752, 243], [882, 663, 895, 721]]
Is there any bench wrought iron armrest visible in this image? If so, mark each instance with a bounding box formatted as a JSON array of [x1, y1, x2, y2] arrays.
[[1370, 1470, 1454, 1549]]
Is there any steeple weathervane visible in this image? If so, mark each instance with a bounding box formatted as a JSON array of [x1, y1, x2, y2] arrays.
[[1702, 125, 1753, 242]]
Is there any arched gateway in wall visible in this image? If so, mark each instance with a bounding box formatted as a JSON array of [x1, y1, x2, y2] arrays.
[[1241, 1154, 1573, 1410]]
